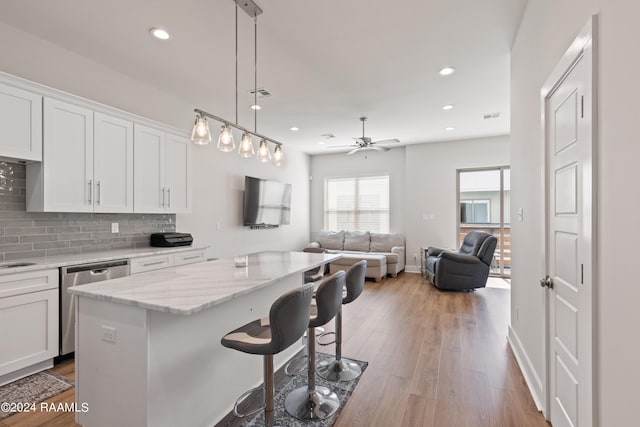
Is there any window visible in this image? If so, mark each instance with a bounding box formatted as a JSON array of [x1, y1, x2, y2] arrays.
[[324, 175, 389, 233], [460, 199, 490, 224]]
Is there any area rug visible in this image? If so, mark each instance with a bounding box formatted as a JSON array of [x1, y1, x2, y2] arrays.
[[0, 370, 74, 420], [243, 352, 367, 427]]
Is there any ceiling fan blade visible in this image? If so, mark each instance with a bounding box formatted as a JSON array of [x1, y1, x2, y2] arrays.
[[367, 145, 390, 152], [372, 138, 400, 145], [347, 147, 361, 155]]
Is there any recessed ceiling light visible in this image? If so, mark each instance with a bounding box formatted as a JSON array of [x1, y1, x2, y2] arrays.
[[290, 127, 299, 131], [439, 67, 456, 76], [318, 141, 326, 145], [250, 104, 261, 110], [150, 28, 171, 41], [442, 104, 454, 110], [445, 126, 455, 131]]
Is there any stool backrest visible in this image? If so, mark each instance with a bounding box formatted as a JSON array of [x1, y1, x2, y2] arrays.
[[268, 283, 315, 353], [312, 271, 345, 327], [344, 260, 367, 304]]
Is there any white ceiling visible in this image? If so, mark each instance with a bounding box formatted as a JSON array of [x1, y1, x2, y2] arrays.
[[0, 0, 526, 154]]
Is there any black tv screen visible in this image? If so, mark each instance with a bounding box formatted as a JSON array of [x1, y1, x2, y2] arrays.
[[243, 176, 292, 226]]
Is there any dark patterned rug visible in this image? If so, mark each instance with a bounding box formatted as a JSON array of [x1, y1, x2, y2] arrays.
[[242, 352, 367, 427], [0, 370, 74, 420]]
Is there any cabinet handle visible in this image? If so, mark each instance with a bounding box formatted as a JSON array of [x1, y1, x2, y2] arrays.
[[182, 255, 200, 260], [142, 260, 166, 267], [167, 188, 171, 208], [96, 181, 101, 205], [160, 188, 165, 208], [88, 180, 93, 204]]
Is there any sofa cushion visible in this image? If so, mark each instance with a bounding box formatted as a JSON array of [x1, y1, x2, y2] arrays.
[[370, 233, 405, 252], [317, 230, 345, 250], [343, 231, 370, 252], [331, 252, 386, 267]]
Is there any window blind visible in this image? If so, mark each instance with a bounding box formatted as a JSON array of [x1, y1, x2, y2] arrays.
[[324, 175, 389, 233]]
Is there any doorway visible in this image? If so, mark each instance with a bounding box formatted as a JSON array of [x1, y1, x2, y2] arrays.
[[457, 166, 511, 278]]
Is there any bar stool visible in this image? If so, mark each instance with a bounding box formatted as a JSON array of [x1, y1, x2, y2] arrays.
[[221, 284, 315, 427], [317, 260, 367, 382], [284, 271, 345, 420]]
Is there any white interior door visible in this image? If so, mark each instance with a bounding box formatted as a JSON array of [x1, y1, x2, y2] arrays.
[[545, 39, 594, 427]]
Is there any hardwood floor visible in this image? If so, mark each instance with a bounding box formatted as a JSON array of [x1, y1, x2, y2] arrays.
[[2, 273, 549, 427]]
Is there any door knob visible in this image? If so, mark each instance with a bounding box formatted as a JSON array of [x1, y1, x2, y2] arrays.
[[539, 276, 554, 289]]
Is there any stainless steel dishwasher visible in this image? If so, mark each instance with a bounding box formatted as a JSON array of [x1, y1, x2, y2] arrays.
[[60, 259, 130, 356]]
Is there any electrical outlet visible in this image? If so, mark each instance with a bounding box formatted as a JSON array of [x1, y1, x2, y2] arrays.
[[413, 253, 418, 262], [111, 223, 119, 233], [102, 326, 117, 343], [216, 222, 221, 230]]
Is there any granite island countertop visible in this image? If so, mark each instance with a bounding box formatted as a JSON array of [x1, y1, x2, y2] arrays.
[[0, 245, 208, 275], [68, 251, 341, 315]]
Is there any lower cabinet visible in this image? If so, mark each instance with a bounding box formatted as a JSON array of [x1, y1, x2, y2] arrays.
[[0, 269, 58, 385]]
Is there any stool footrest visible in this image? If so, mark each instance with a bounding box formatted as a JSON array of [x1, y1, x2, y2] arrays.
[[316, 331, 337, 346], [233, 385, 265, 418]]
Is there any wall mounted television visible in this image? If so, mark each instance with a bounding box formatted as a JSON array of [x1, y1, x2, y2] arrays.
[[243, 176, 292, 228]]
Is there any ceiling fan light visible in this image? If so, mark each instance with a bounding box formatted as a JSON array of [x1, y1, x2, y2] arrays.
[[256, 139, 272, 163], [190, 114, 211, 145], [217, 125, 235, 152], [238, 132, 255, 158], [272, 145, 284, 166]]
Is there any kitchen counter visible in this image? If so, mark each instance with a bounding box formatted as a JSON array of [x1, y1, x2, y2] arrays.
[[71, 250, 339, 427], [0, 245, 208, 275], [68, 251, 341, 315]]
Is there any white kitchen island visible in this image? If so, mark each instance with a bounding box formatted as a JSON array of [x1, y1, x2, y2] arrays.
[[68, 251, 340, 427]]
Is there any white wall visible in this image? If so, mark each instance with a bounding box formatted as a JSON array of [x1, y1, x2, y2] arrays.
[[404, 136, 509, 269], [0, 22, 311, 259], [511, 1, 640, 425], [310, 136, 509, 271]]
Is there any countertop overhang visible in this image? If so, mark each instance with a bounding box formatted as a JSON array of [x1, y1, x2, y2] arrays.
[[68, 251, 341, 315]]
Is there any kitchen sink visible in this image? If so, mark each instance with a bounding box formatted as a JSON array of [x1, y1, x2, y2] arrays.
[[0, 262, 37, 269]]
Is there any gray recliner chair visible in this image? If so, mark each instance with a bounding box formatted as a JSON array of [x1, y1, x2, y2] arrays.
[[425, 230, 498, 290]]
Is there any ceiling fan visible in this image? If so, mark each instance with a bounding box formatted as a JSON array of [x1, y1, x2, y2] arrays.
[[328, 117, 400, 155]]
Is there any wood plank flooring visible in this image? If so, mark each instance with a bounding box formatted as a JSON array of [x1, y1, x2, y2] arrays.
[[1, 273, 549, 427]]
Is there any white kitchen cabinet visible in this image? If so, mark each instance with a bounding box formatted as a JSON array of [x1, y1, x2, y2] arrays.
[[27, 98, 134, 212], [130, 249, 205, 274], [94, 112, 134, 212], [0, 82, 42, 162], [0, 269, 59, 385], [134, 125, 191, 213]]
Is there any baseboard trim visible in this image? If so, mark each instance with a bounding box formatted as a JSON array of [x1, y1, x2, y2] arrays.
[[507, 326, 545, 412]]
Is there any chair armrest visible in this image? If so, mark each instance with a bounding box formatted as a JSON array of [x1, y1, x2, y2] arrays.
[[439, 252, 484, 265], [427, 247, 452, 257], [391, 246, 405, 269]]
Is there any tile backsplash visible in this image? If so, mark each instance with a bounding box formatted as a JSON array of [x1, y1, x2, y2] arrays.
[[0, 162, 176, 262]]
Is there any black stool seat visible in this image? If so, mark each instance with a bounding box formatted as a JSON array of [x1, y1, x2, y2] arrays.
[[285, 271, 345, 421], [221, 284, 314, 427], [317, 260, 367, 382]]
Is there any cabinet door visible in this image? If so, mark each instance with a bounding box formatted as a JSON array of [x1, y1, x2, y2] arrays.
[[165, 133, 191, 213], [0, 289, 58, 377], [94, 113, 134, 213], [0, 83, 42, 161], [134, 124, 165, 213], [43, 98, 93, 212]]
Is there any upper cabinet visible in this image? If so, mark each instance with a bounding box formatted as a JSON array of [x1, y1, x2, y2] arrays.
[[0, 82, 42, 161], [133, 126, 190, 213], [27, 98, 135, 213]]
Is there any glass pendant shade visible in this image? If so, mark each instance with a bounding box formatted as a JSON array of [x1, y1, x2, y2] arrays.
[[272, 144, 283, 166], [256, 139, 272, 163], [217, 125, 235, 152], [191, 115, 212, 145], [238, 132, 255, 158]]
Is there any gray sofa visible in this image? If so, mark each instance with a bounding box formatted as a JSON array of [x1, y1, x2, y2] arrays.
[[307, 230, 405, 282], [425, 230, 497, 290]]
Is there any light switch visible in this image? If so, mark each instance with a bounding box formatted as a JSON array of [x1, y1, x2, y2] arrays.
[[517, 208, 524, 222]]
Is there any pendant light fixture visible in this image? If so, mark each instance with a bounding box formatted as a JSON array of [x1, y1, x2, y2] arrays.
[[191, 0, 284, 166]]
